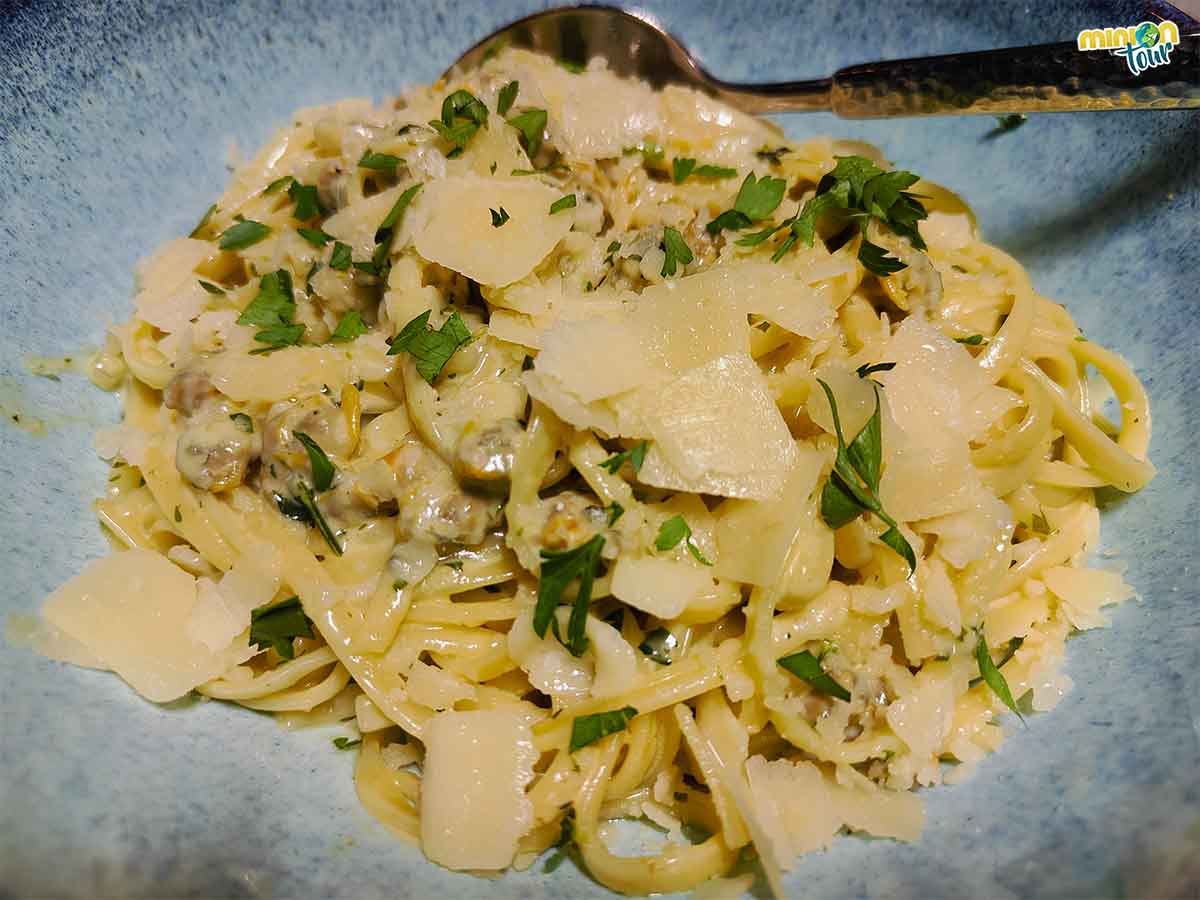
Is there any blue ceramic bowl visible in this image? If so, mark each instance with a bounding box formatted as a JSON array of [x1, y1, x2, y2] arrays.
[[2, 1, 1197, 897]]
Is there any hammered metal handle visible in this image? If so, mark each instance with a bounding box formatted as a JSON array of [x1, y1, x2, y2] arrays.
[[829, 34, 1200, 117]]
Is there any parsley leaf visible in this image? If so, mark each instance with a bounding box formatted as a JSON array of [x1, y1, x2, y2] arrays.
[[249, 596, 313, 660], [229, 412, 254, 433], [858, 239, 907, 276], [606, 501, 624, 526], [815, 378, 916, 572], [660, 226, 693, 277], [490, 206, 510, 227], [359, 149, 401, 173], [694, 164, 737, 179], [855, 361, 896, 378], [706, 172, 786, 234], [198, 280, 225, 295], [543, 810, 576, 873], [190, 203, 217, 238], [287, 181, 322, 221], [296, 482, 342, 556], [654, 514, 713, 565], [599, 441, 648, 475], [297, 227, 332, 248], [506, 108, 548, 159], [569, 705, 637, 753], [535, 534, 605, 657], [497, 80, 519, 116], [638, 628, 677, 665], [237, 270, 295, 328], [332, 737, 361, 750], [330, 310, 368, 343], [429, 89, 488, 155], [756, 146, 790, 165], [777, 649, 851, 701], [990, 113, 1028, 135], [294, 432, 336, 492], [975, 631, 1025, 723], [369, 182, 422, 278], [956, 334, 985, 346], [263, 175, 294, 195], [329, 241, 353, 271], [218, 219, 271, 250], [672, 158, 696, 184], [248, 323, 305, 354], [549, 193, 576, 215], [387, 310, 473, 384]]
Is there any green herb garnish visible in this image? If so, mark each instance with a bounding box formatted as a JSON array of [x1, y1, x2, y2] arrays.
[[534, 534, 605, 657], [569, 705, 637, 753], [287, 181, 322, 221], [296, 482, 342, 556], [755, 146, 790, 166], [506, 108, 548, 159], [229, 412, 254, 433], [263, 175, 294, 195], [237, 270, 306, 353], [816, 378, 916, 572], [660, 226, 693, 277], [198, 280, 225, 295], [189, 203, 217, 238], [294, 432, 336, 492], [297, 227, 332, 248], [330, 310, 368, 343], [249, 596, 314, 660], [329, 241, 353, 271], [332, 736, 362, 750], [855, 361, 896, 378], [777, 649, 851, 701], [672, 158, 737, 183], [549, 193, 576, 215], [606, 502, 624, 526], [706, 172, 787, 235], [490, 206, 510, 228], [429, 89, 488, 155], [654, 514, 712, 566], [599, 441, 648, 475], [956, 334, 985, 346], [359, 149, 401, 174], [369, 182, 422, 279], [496, 80, 519, 116], [975, 631, 1025, 723], [218, 219, 271, 250], [386, 309, 473, 384], [543, 810, 576, 873]]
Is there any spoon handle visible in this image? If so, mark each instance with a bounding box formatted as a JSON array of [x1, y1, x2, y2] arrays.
[[720, 33, 1200, 116]]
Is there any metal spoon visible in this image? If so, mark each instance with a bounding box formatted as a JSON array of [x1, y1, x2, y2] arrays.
[[444, 4, 1199, 116]]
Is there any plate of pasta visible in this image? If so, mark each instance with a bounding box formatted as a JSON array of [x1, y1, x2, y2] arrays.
[[1, 2, 1197, 898]]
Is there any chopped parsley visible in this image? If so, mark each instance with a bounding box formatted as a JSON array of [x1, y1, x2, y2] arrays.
[[660, 226, 693, 277], [329, 241, 353, 271], [956, 334, 985, 346], [198, 280, 225, 295], [755, 146, 790, 166], [359, 149, 401, 173], [604, 240, 621, 265], [236, 269, 305, 353], [569, 705, 637, 753], [991, 113, 1028, 135], [507, 108, 548, 159], [739, 155, 929, 273], [369, 182, 422, 279], [975, 631, 1025, 723], [816, 378, 916, 572], [386, 309, 473, 384], [429, 89, 488, 156], [638, 628, 677, 665], [296, 482, 342, 556], [549, 193, 576, 215], [606, 501, 624, 526], [218, 219, 270, 250], [559, 58, 586, 74], [490, 206, 511, 227], [330, 310, 368, 343], [249, 596, 314, 660], [332, 737, 362, 750], [263, 175, 294, 195], [654, 514, 712, 566], [189, 203, 217, 238], [706, 172, 786, 235], [534, 534, 605, 657], [777, 649, 851, 701], [294, 432, 336, 492], [599, 441, 648, 475], [543, 810, 576, 873], [623, 142, 665, 165], [229, 412, 254, 433], [672, 158, 736, 183], [297, 227, 332, 248], [855, 361, 896, 378], [287, 180, 322, 221], [496, 80, 519, 116]]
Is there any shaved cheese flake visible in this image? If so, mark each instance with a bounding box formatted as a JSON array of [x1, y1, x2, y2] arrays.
[[406, 659, 478, 710], [6, 612, 107, 670], [415, 176, 572, 286], [134, 238, 220, 333], [885, 665, 955, 760], [1042, 566, 1134, 630], [585, 615, 639, 699], [714, 442, 832, 597], [639, 354, 797, 499], [611, 556, 716, 619], [41, 549, 254, 702], [508, 608, 593, 702], [420, 709, 537, 870]]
